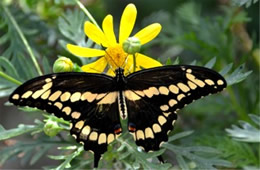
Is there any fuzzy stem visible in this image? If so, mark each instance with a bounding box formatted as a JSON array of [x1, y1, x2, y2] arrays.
[[75, 0, 101, 30], [0, 71, 22, 85], [3, 6, 43, 76]]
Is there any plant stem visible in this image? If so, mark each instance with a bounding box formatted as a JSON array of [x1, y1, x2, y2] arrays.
[[3, 6, 43, 76], [75, 0, 101, 30], [227, 87, 249, 121], [0, 71, 22, 85], [133, 53, 137, 72]]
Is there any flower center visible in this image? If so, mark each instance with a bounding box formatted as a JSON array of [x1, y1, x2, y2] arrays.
[[105, 44, 128, 69]]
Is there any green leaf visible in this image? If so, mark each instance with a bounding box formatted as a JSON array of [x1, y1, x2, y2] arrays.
[[0, 124, 42, 140], [176, 155, 190, 170], [249, 114, 260, 127], [231, 0, 259, 7], [0, 136, 57, 166], [164, 144, 232, 170], [49, 146, 84, 170], [172, 57, 180, 65], [30, 147, 49, 165], [226, 114, 260, 142], [204, 57, 216, 69], [189, 60, 197, 65], [219, 63, 233, 76], [168, 130, 194, 142], [226, 64, 252, 86], [0, 56, 20, 81], [117, 136, 171, 169], [0, 124, 5, 131], [58, 9, 87, 46]]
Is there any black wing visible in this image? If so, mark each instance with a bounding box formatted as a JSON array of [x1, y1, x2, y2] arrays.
[[9, 72, 121, 167], [124, 65, 227, 152]]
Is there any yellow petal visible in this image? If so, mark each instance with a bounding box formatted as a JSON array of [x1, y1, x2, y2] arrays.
[[67, 44, 105, 57], [81, 57, 107, 73], [84, 21, 109, 47], [107, 68, 115, 76], [134, 23, 162, 45], [119, 4, 137, 44], [102, 15, 117, 46], [135, 53, 162, 68]]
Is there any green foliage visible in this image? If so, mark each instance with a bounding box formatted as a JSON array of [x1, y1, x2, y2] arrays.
[[226, 114, 260, 142], [163, 131, 232, 170], [0, 0, 258, 169], [231, 0, 259, 8], [197, 135, 259, 168]]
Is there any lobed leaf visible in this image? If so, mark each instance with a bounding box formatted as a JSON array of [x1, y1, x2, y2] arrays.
[[226, 114, 260, 142], [226, 64, 252, 86], [0, 124, 42, 140]]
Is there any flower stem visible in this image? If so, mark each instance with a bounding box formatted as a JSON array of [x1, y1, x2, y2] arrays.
[[3, 6, 43, 76], [0, 71, 22, 85], [133, 53, 137, 72], [75, 0, 101, 30]]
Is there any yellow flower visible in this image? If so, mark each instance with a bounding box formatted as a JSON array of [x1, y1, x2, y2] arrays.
[[67, 3, 162, 75]]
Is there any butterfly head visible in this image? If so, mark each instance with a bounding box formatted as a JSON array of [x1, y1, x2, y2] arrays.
[[115, 68, 126, 88]]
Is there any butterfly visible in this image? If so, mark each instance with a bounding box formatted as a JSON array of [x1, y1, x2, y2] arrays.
[[9, 65, 226, 167]]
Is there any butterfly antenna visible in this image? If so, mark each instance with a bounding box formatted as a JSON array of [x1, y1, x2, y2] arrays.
[[121, 54, 133, 75], [103, 48, 119, 74]]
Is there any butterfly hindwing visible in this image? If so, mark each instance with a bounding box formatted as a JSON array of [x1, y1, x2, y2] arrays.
[[124, 65, 226, 151], [9, 65, 227, 167], [9, 72, 121, 167]]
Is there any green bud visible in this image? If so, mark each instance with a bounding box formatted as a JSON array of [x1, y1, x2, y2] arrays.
[[43, 119, 62, 137], [188, 161, 197, 169], [122, 37, 141, 54], [53, 57, 73, 73]]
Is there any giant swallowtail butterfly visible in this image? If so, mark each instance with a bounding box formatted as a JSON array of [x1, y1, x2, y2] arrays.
[[9, 65, 226, 167]]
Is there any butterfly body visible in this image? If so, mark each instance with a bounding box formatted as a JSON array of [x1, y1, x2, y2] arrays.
[[9, 65, 227, 167]]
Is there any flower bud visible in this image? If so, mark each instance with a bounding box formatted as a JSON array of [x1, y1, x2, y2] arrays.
[[43, 119, 62, 137], [122, 37, 141, 54], [53, 57, 73, 73]]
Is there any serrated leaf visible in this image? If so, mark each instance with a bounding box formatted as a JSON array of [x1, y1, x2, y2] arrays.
[[226, 64, 252, 85], [176, 155, 190, 170], [172, 57, 180, 65], [30, 147, 50, 165], [226, 114, 260, 142], [0, 56, 20, 79], [204, 57, 216, 69], [184, 146, 220, 154], [48, 155, 67, 160], [164, 144, 232, 169], [249, 114, 260, 127], [50, 146, 84, 170], [58, 9, 87, 46], [0, 124, 40, 140], [0, 124, 5, 131], [219, 63, 233, 76], [168, 130, 194, 142], [189, 60, 197, 65]]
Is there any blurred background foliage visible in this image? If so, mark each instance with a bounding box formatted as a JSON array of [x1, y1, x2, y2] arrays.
[[0, 0, 259, 169]]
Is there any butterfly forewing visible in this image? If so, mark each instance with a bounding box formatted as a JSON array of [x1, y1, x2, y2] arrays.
[[9, 72, 121, 167], [124, 65, 226, 152], [9, 65, 227, 167]]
